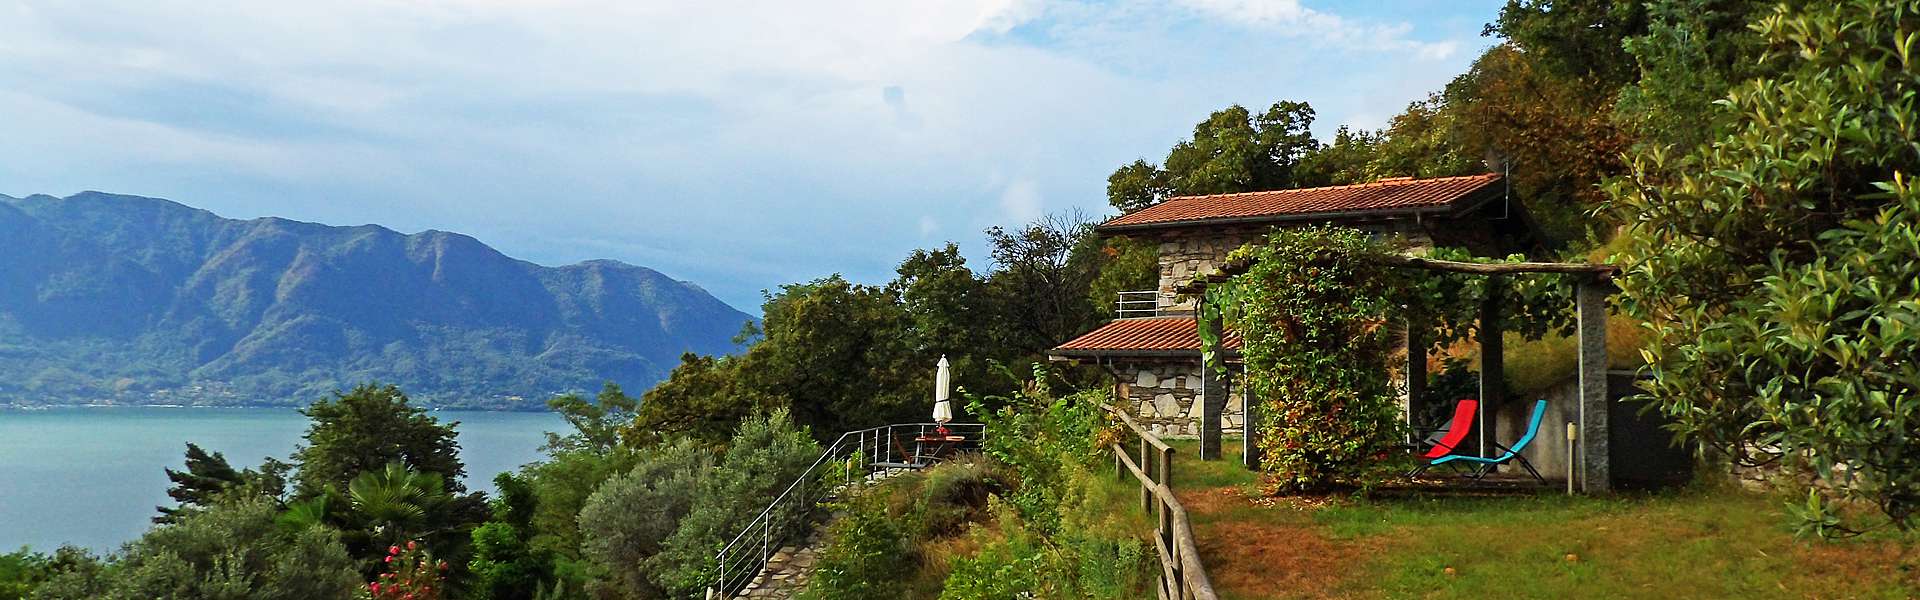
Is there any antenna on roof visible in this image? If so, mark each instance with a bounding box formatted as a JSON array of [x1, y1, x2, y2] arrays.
[[1483, 151, 1511, 220]]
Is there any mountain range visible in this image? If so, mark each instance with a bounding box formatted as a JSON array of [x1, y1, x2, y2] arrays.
[[0, 191, 754, 409]]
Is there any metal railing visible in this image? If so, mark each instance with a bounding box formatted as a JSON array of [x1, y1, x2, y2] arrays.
[[1102, 404, 1217, 600], [1116, 290, 1163, 318], [708, 422, 985, 598]]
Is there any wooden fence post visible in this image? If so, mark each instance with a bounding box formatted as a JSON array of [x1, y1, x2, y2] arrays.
[[1139, 436, 1152, 512]]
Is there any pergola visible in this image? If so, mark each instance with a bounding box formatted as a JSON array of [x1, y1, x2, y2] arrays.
[[1177, 253, 1621, 493]]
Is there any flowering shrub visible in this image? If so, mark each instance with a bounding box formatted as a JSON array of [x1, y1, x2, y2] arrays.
[[367, 541, 447, 600]]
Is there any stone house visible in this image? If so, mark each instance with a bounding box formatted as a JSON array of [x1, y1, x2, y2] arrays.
[[1049, 174, 1542, 448]]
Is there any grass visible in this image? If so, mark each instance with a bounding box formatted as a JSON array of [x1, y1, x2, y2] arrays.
[[1156, 440, 1919, 599]]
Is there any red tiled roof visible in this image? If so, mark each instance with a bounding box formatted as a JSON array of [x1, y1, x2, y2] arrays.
[[1050, 316, 1242, 357], [1100, 174, 1502, 231]]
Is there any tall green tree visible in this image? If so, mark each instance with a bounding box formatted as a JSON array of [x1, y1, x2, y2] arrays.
[[293, 384, 468, 498], [1105, 102, 1326, 212]]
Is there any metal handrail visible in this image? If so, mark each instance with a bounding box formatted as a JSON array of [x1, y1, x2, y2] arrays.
[[1102, 404, 1218, 600], [708, 422, 986, 598], [1116, 290, 1163, 318]]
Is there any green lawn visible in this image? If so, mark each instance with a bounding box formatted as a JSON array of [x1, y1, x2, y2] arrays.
[[1153, 440, 1919, 599]]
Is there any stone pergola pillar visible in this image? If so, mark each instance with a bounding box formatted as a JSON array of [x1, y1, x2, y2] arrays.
[[1200, 360, 1227, 460], [1576, 276, 1613, 493], [1241, 369, 1260, 469], [1198, 308, 1227, 460]]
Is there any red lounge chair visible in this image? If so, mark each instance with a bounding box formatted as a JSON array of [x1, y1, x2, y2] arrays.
[[1407, 399, 1477, 476]]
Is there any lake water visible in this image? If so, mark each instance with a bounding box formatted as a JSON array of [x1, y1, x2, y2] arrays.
[[0, 406, 564, 553]]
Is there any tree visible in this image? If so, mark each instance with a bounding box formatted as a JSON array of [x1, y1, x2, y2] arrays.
[[1104, 102, 1327, 212], [293, 384, 469, 498], [647, 410, 819, 597], [1609, 0, 1920, 533], [1487, 0, 1647, 88], [577, 439, 712, 600], [628, 354, 772, 447], [34, 499, 361, 600], [154, 444, 290, 523], [737, 276, 919, 435], [346, 463, 459, 550], [984, 212, 1107, 355], [1615, 0, 1782, 151], [468, 472, 550, 600], [545, 383, 639, 455]]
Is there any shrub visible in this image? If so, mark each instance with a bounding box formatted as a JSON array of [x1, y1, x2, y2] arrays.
[[966, 367, 1107, 534], [938, 501, 1057, 600], [576, 439, 711, 599], [647, 409, 820, 596], [33, 499, 361, 600], [1608, 0, 1920, 533], [369, 541, 447, 600], [795, 490, 918, 600]]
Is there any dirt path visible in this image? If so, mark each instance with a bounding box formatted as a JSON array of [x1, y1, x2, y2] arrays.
[[1176, 486, 1387, 599]]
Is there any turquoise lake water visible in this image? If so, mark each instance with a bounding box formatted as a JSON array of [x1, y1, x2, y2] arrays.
[[0, 407, 564, 553]]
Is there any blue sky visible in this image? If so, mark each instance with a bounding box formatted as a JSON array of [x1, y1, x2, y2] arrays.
[[0, 1, 1506, 312]]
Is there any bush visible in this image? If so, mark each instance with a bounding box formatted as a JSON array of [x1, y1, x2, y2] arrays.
[[369, 541, 448, 600], [33, 499, 361, 600], [576, 439, 711, 599], [937, 502, 1055, 600], [1609, 0, 1920, 533], [647, 409, 820, 596], [796, 489, 918, 600], [966, 367, 1107, 534]]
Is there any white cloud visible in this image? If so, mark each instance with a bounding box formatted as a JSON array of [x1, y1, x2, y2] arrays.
[[998, 179, 1044, 225], [1175, 0, 1458, 59], [0, 0, 1497, 309]]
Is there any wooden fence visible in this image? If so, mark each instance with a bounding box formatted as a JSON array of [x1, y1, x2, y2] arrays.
[[1102, 404, 1218, 600]]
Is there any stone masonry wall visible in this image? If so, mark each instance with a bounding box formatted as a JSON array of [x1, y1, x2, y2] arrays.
[[1149, 222, 1438, 311], [1114, 362, 1243, 437]]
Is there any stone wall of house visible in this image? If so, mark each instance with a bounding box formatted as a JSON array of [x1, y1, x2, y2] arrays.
[[1147, 221, 1441, 311], [1151, 227, 1262, 311], [1113, 362, 1243, 437]]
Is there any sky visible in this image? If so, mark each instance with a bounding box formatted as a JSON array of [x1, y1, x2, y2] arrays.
[[0, 0, 1507, 313]]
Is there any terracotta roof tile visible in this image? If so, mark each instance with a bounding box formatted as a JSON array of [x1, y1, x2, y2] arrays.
[[1051, 316, 1241, 356], [1101, 174, 1502, 230]]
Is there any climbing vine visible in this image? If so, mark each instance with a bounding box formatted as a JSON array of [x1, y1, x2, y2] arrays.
[[1195, 226, 1578, 493], [1199, 227, 1409, 492]]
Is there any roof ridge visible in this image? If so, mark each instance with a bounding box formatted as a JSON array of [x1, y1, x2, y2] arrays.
[[1162, 173, 1498, 202]]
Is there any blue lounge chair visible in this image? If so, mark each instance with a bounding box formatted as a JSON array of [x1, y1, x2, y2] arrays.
[[1424, 399, 1549, 484]]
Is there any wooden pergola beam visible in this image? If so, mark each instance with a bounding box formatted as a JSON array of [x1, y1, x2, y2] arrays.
[[1175, 254, 1617, 295]]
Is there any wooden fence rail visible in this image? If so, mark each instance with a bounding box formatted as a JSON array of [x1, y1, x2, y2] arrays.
[[1102, 404, 1218, 600]]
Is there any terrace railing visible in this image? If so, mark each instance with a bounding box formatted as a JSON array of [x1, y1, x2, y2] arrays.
[[1115, 290, 1164, 318], [708, 422, 986, 599], [1102, 404, 1218, 600]]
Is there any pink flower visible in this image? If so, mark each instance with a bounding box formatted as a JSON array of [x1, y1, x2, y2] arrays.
[[389, 545, 401, 555], [385, 556, 394, 563], [369, 583, 381, 593], [406, 540, 418, 551]]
